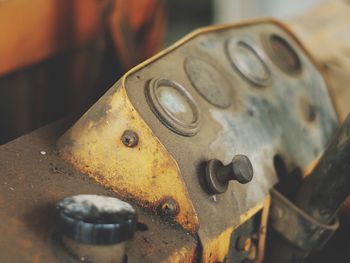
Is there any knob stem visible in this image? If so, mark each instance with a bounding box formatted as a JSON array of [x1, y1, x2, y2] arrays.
[[203, 155, 254, 195]]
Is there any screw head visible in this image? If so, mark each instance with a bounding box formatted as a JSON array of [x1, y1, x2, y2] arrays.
[[121, 130, 139, 147], [271, 205, 284, 220], [236, 236, 253, 252], [158, 197, 179, 217]]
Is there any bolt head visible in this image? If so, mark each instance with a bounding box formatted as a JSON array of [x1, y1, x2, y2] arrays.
[[121, 130, 139, 148], [158, 197, 179, 217], [236, 236, 253, 252]]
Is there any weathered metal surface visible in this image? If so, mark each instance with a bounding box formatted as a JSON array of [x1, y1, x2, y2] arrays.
[[123, 20, 338, 262], [269, 190, 338, 257], [58, 86, 199, 234], [58, 20, 338, 262], [201, 197, 270, 262], [295, 114, 350, 224], [266, 116, 350, 263], [266, 190, 339, 263], [0, 122, 197, 262]]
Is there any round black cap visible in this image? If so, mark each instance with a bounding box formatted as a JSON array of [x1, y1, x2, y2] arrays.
[[56, 195, 137, 245]]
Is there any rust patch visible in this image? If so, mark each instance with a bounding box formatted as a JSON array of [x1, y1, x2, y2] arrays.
[[58, 84, 199, 234], [163, 246, 197, 263]]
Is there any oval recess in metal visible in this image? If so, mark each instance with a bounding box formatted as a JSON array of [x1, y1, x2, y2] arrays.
[[184, 57, 233, 108], [262, 33, 302, 75], [146, 78, 200, 136], [226, 35, 271, 87]]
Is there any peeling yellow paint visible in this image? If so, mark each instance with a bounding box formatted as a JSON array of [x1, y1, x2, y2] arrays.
[[56, 18, 314, 261], [58, 84, 199, 233], [201, 197, 269, 263]]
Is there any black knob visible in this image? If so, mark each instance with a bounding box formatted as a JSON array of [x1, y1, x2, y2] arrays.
[[204, 155, 254, 194], [56, 195, 137, 245]]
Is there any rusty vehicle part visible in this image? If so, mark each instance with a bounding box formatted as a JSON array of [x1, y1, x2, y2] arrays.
[[267, 190, 339, 263], [296, 114, 350, 224], [229, 211, 265, 262], [0, 123, 198, 263], [56, 19, 338, 262], [0, 8, 348, 261], [267, 114, 350, 262]]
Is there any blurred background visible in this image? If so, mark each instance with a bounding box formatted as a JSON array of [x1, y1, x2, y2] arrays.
[[0, 0, 328, 144]]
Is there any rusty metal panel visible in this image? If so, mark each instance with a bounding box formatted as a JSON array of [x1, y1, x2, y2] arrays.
[[58, 86, 199, 234], [0, 121, 197, 262], [123, 20, 338, 262], [58, 20, 338, 262]]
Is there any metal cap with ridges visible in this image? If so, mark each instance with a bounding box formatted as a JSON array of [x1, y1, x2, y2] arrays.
[[56, 195, 137, 245]]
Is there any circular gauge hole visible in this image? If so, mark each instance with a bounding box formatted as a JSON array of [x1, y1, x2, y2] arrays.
[[184, 57, 233, 108], [156, 84, 194, 124], [146, 78, 200, 136], [267, 34, 301, 74], [226, 38, 270, 86]]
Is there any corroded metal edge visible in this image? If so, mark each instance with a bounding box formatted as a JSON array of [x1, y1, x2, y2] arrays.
[[58, 85, 199, 234]]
